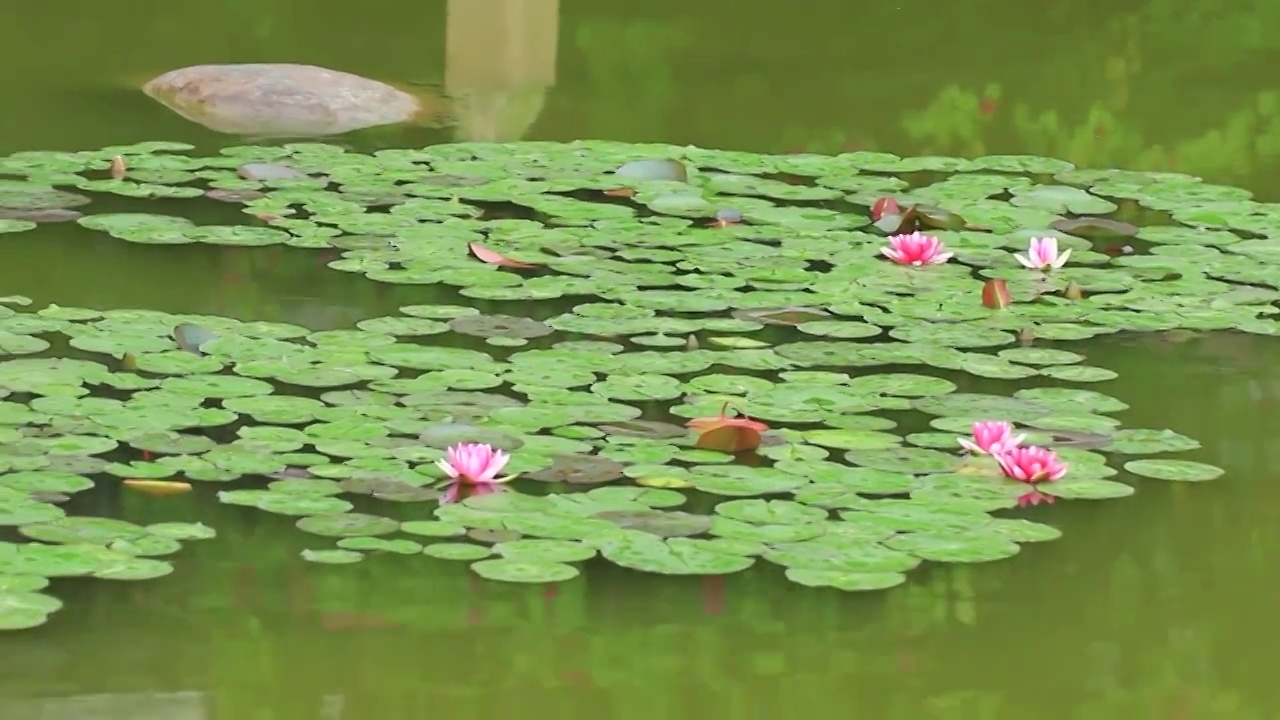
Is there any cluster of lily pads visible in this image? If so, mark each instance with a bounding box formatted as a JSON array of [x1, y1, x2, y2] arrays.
[[0, 138, 1259, 630]]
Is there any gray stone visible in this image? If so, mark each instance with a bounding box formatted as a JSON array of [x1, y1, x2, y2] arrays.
[[142, 63, 424, 136]]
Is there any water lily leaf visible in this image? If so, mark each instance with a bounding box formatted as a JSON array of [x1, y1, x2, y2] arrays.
[[784, 569, 908, 591], [19, 517, 147, 545], [1105, 428, 1201, 454], [525, 454, 625, 485], [0, 591, 63, 629], [764, 540, 919, 572], [252, 494, 353, 516], [295, 513, 399, 537], [146, 522, 216, 541], [584, 486, 686, 508], [400, 520, 467, 538], [422, 542, 493, 560], [449, 314, 552, 339], [714, 499, 827, 525], [470, 558, 581, 583], [593, 509, 712, 538], [109, 535, 184, 557], [600, 537, 754, 575], [1040, 478, 1135, 499], [336, 537, 422, 554], [884, 533, 1021, 563], [301, 549, 363, 564], [493, 539, 597, 563], [1122, 459, 1223, 482]]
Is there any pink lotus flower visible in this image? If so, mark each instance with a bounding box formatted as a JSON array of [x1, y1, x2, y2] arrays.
[[957, 421, 1025, 455], [1015, 236, 1071, 270], [435, 442, 513, 485], [881, 231, 953, 266], [993, 445, 1068, 484]]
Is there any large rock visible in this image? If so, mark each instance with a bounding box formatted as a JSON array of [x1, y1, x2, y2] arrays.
[[142, 63, 427, 136]]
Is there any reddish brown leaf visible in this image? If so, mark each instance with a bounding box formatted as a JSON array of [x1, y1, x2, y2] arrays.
[[695, 424, 763, 453], [981, 279, 1011, 309], [686, 402, 768, 453], [468, 242, 538, 269], [871, 197, 901, 221], [603, 188, 636, 198], [109, 155, 127, 180]]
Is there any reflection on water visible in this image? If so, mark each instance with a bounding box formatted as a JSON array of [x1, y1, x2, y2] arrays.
[[445, 0, 559, 142], [1, 0, 1278, 185]]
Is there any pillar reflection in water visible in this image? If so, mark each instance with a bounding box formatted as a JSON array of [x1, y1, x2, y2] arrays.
[[445, 0, 559, 141]]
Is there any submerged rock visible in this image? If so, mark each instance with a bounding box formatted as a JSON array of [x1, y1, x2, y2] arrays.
[[142, 63, 426, 136]]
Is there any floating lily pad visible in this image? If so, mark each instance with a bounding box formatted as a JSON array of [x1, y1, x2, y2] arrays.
[[295, 513, 399, 537], [593, 509, 712, 537], [525, 454, 626, 485], [600, 538, 754, 575], [783, 569, 908, 592], [493, 539, 597, 563], [470, 558, 581, 583], [1123, 459, 1223, 482], [422, 542, 494, 561], [449, 314, 553, 339], [301, 549, 364, 564]]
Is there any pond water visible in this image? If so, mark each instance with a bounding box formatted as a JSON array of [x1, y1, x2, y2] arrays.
[[2, 1, 1279, 718]]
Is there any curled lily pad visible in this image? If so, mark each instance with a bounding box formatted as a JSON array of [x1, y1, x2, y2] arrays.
[[173, 323, 216, 354], [615, 158, 688, 183]]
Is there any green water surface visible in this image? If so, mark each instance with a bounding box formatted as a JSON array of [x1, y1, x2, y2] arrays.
[[0, 0, 1277, 718]]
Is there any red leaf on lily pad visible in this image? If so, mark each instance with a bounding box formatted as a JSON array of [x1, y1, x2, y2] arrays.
[[981, 279, 1011, 309], [468, 242, 538, 269], [686, 402, 769, 453], [871, 197, 901, 221]]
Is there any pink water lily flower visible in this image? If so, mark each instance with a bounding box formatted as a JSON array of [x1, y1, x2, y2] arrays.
[[957, 421, 1025, 455], [993, 445, 1069, 484], [1015, 236, 1071, 270], [435, 442, 513, 485], [881, 231, 953, 266]]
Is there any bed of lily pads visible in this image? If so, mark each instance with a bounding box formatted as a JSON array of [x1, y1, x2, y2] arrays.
[[0, 138, 1264, 630]]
